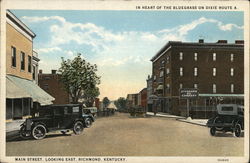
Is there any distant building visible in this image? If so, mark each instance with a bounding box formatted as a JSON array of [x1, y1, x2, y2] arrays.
[[6, 10, 54, 120], [146, 75, 153, 112], [126, 93, 139, 109], [151, 39, 244, 118], [138, 88, 147, 109], [38, 70, 71, 104]]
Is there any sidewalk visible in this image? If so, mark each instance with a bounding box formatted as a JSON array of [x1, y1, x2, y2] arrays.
[[146, 112, 208, 127], [6, 119, 25, 140]]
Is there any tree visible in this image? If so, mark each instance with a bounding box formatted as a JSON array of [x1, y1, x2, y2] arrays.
[[82, 86, 100, 107], [114, 97, 127, 111], [58, 53, 100, 103], [102, 97, 110, 109]]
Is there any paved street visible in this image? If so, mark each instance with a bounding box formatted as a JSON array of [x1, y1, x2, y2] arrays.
[[6, 113, 243, 156]]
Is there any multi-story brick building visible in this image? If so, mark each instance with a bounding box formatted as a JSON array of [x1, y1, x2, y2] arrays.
[[6, 10, 54, 120], [150, 39, 244, 118], [38, 70, 71, 104]]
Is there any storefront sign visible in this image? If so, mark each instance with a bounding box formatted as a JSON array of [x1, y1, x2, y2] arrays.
[[180, 88, 199, 99]]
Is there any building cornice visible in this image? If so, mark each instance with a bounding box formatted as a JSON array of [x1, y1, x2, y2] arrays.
[[151, 41, 244, 63], [6, 10, 36, 39]]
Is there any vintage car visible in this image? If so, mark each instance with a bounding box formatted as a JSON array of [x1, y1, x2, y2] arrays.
[[83, 107, 98, 116], [206, 104, 244, 137], [19, 104, 94, 140]]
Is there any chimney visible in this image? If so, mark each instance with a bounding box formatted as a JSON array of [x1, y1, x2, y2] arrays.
[[39, 69, 43, 74], [51, 70, 57, 74], [235, 40, 244, 44], [198, 39, 204, 43], [217, 40, 227, 43]]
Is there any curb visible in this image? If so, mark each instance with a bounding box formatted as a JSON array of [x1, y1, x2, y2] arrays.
[[176, 118, 207, 127], [6, 130, 20, 141]]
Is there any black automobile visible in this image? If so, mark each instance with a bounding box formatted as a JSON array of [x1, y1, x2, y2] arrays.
[[206, 104, 244, 137], [19, 104, 94, 140]]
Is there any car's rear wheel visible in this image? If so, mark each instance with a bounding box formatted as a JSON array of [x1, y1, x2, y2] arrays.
[[85, 118, 92, 128], [32, 124, 46, 140], [234, 124, 241, 137], [210, 127, 216, 136], [73, 121, 84, 135]]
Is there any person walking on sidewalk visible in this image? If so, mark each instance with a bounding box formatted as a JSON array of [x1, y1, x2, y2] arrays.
[[153, 105, 157, 116]]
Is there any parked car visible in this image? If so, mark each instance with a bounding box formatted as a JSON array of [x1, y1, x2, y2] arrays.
[[19, 104, 94, 140], [83, 107, 98, 117], [206, 104, 244, 137]]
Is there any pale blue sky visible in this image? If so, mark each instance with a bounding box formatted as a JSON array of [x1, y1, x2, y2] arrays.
[[11, 10, 244, 100]]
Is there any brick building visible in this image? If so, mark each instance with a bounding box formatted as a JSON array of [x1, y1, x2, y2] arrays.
[[38, 70, 71, 104], [146, 75, 153, 112], [138, 88, 147, 109], [6, 10, 54, 120], [150, 39, 244, 118], [126, 93, 139, 109]]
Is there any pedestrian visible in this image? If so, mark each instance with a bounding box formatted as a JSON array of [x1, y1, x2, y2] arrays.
[[153, 105, 157, 116]]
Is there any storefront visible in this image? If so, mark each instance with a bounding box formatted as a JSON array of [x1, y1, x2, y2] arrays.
[[6, 75, 55, 120]]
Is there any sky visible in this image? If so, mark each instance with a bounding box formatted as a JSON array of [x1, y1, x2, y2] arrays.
[[11, 10, 243, 100]]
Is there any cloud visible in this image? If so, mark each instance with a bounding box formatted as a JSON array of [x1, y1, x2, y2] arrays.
[[158, 17, 243, 42], [22, 16, 66, 23], [35, 47, 62, 53]]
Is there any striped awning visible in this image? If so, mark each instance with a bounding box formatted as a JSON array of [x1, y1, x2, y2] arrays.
[[6, 75, 55, 105]]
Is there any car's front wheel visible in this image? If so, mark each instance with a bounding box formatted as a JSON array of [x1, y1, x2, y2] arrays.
[[32, 124, 47, 140], [73, 121, 84, 135], [85, 118, 92, 128], [210, 127, 216, 136], [234, 124, 241, 137], [20, 126, 31, 139]]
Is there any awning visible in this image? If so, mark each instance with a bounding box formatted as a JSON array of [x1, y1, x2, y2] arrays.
[[156, 85, 163, 90], [107, 102, 117, 110], [199, 94, 244, 98], [6, 75, 55, 105]]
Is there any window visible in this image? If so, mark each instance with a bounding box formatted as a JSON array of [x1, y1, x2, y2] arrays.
[[180, 83, 183, 89], [231, 54, 234, 62], [166, 68, 170, 75], [166, 84, 170, 94], [213, 53, 216, 61], [20, 52, 25, 70], [28, 56, 32, 73], [213, 84, 216, 93], [231, 84, 234, 93], [166, 56, 170, 63], [194, 83, 198, 89], [179, 52, 183, 60], [153, 75, 156, 81], [45, 76, 51, 80], [32, 66, 36, 80], [44, 84, 49, 90], [194, 67, 198, 76], [230, 68, 234, 76], [11, 46, 16, 67], [213, 68, 216, 76], [160, 71, 164, 77], [180, 67, 183, 76], [194, 53, 198, 61]]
